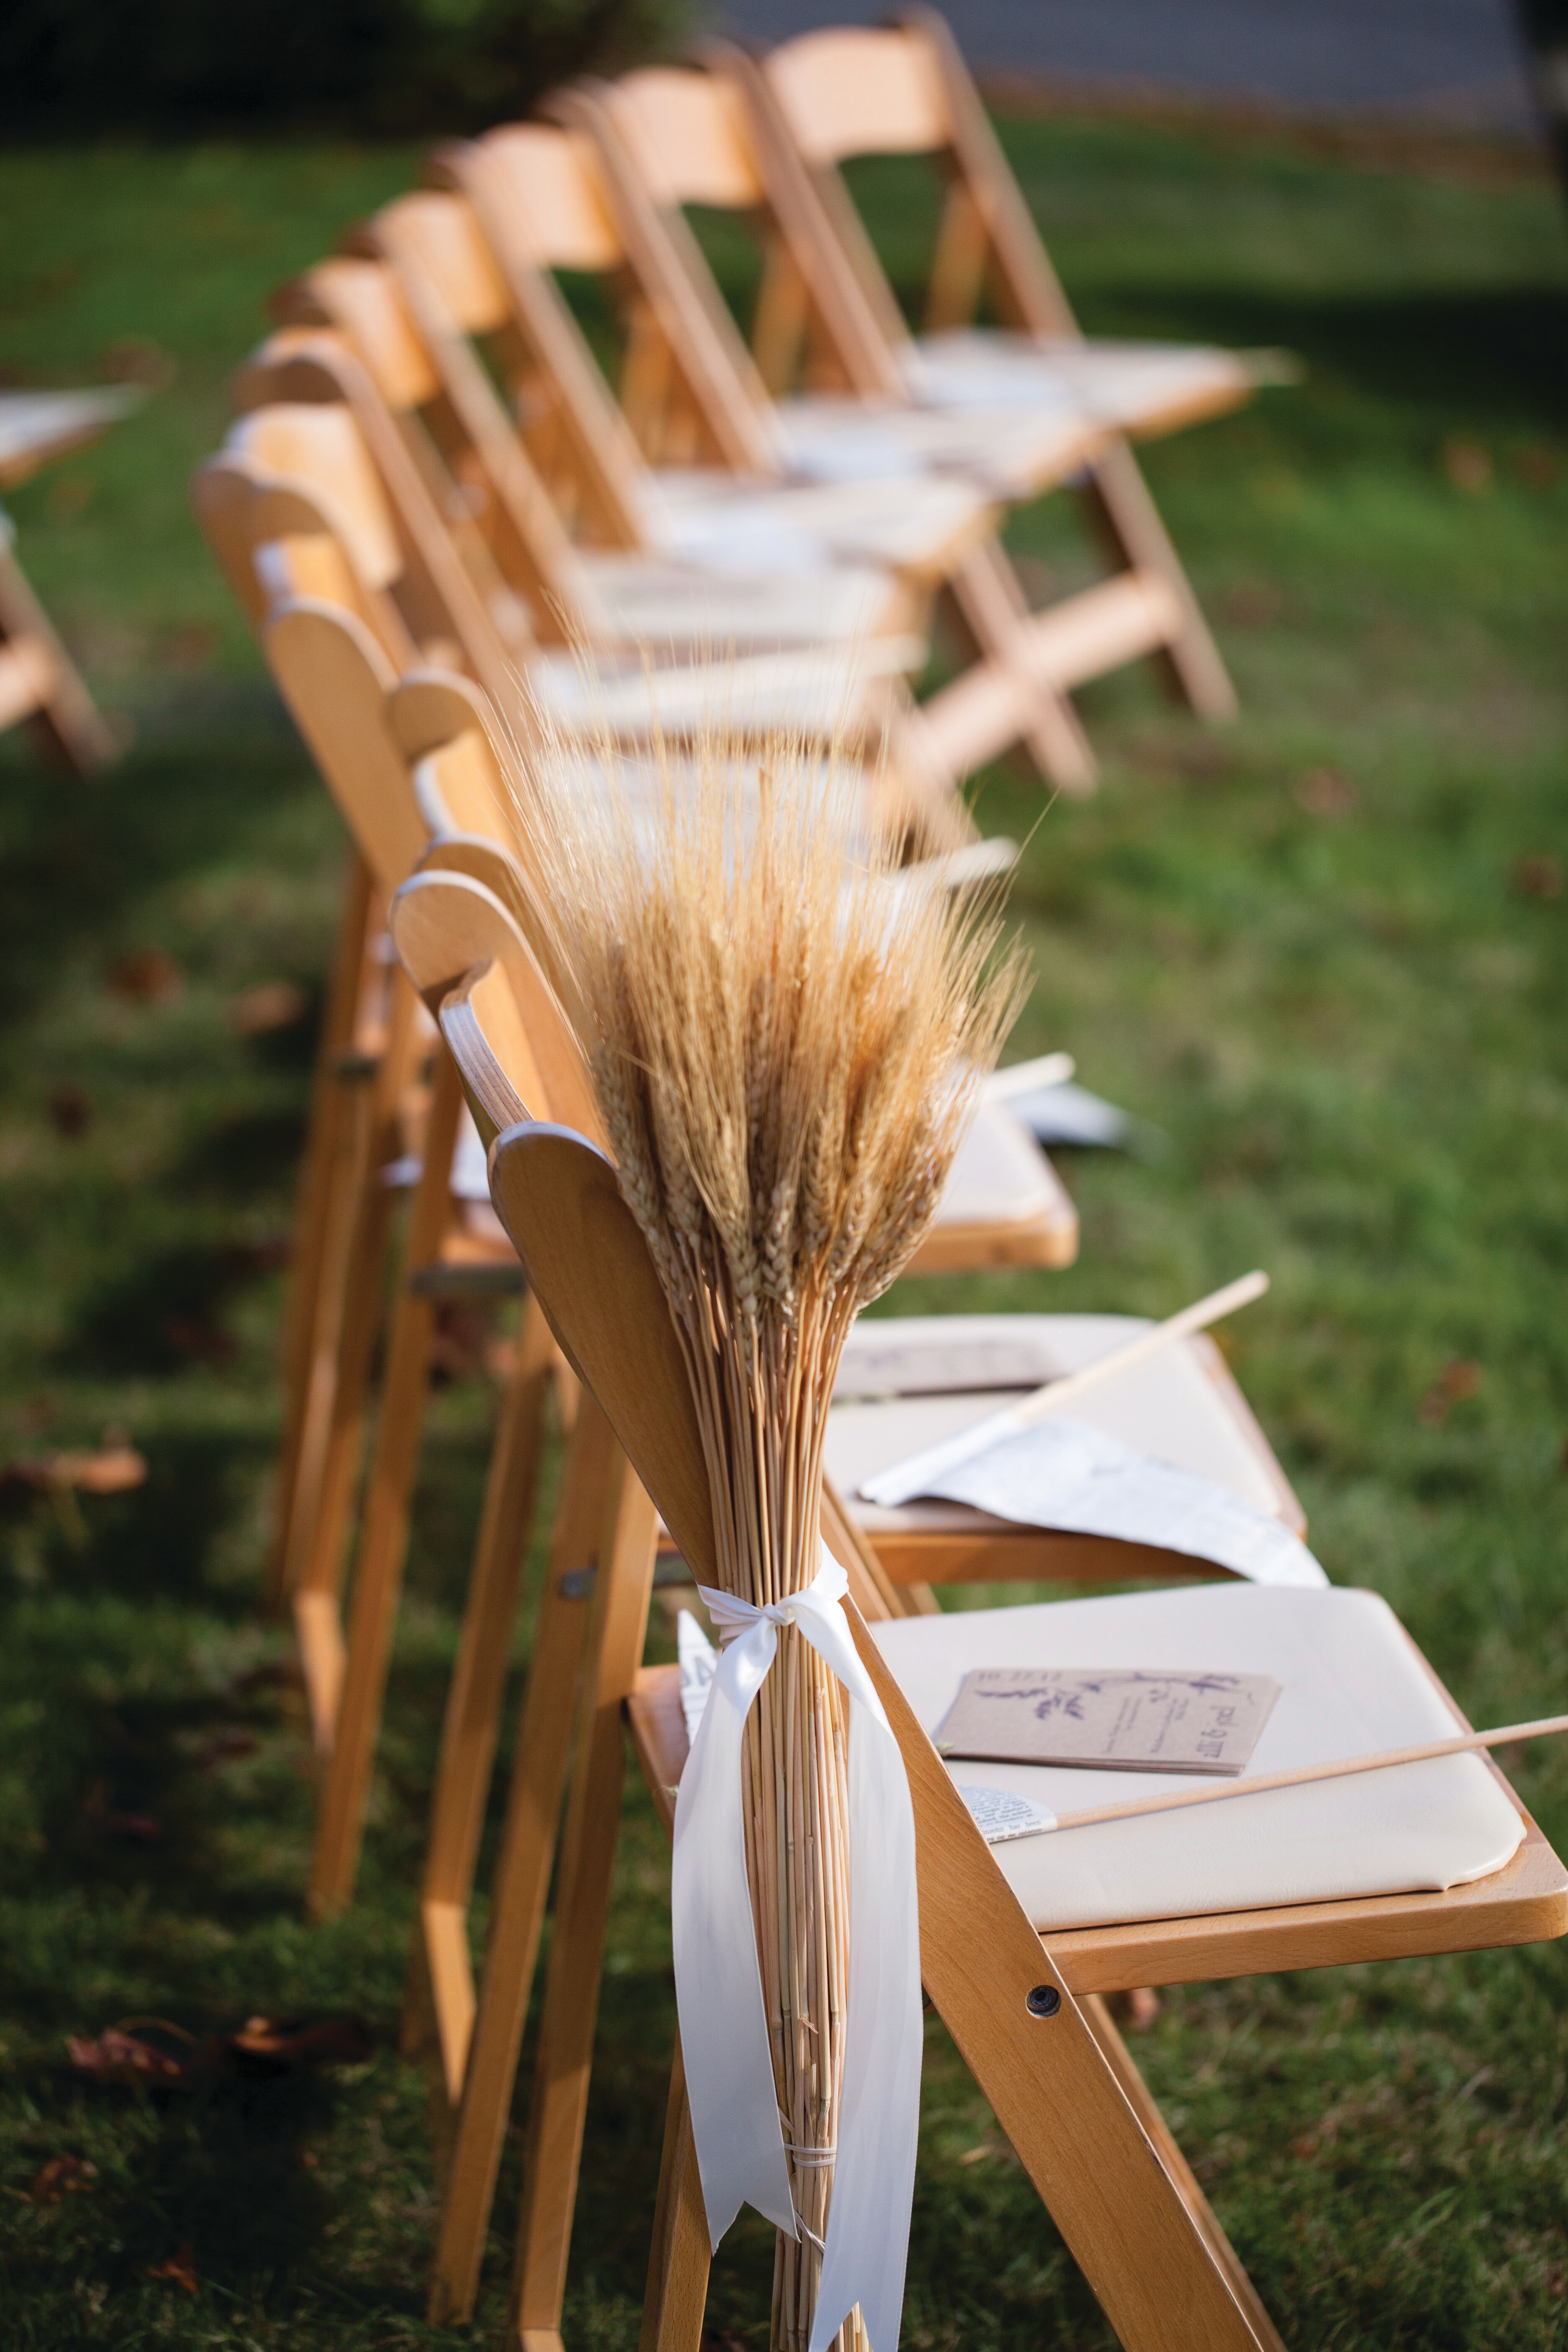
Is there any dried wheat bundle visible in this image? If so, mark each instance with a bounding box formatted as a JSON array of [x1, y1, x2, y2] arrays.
[[508, 714, 1027, 2352]]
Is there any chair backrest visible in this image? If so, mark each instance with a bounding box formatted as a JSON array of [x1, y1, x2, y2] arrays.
[[193, 401, 418, 665], [755, 9, 1075, 348], [264, 596, 428, 892], [227, 343, 543, 712], [588, 64, 895, 419], [448, 104, 784, 482], [275, 248, 589, 642], [421, 134, 651, 536]]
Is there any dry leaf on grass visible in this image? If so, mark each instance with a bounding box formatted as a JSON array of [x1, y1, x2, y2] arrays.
[[108, 949, 183, 1006], [0, 1445, 147, 1511], [48, 1085, 91, 1139], [226, 2014, 375, 2075], [26, 2154, 97, 2203], [1511, 855, 1563, 901], [228, 980, 309, 1037], [66, 2022, 207, 2091], [146, 2245, 197, 2294], [1420, 1359, 1483, 1426]]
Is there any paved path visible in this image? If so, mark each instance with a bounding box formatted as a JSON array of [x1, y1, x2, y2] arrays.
[[712, 0, 1535, 129]]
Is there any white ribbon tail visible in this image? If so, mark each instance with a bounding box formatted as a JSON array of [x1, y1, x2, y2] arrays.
[[674, 1552, 923, 2352], [672, 1612, 798, 2243]]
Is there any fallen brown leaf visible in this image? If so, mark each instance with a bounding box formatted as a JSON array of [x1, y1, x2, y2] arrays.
[[162, 623, 218, 674], [1420, 1359, 1483, 1426], [0, 1445, 147, 1506], [27, 2154, 97, 2203], [146, 2244, 197, 2295], [67, 2021, 207, 2091], [1511, 855, 1563, 901], [1293, 766, 1358, 818], [1222, 579, 1282, 628], [1442, 436, 1492, 493], [108, 949, 183, 1006], [227, 980, 309, 1037], [227, 2014, 375, 2075], [48, 1085, 91, 1139]]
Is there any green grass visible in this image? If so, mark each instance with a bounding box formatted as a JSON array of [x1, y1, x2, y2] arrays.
[[1, 111, 1567, 2350]]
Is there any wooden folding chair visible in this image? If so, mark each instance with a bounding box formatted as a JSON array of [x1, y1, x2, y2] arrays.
[[404, 120, 1131, 794], [0, 387, 138, 772], [554, 69, 1215, 790], [467, 1103, 1566, 2352], [709, 13, 1256, 725], [394, 872, 1326, 2330]]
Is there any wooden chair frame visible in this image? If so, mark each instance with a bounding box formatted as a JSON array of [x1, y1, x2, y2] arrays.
[[0, 394, 141, 771]]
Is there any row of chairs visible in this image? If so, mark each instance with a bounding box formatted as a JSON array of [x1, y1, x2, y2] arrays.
[[191, 16, 1565, 2348]]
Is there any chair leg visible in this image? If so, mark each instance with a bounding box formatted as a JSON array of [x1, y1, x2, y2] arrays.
[[639, 2037, 711, 2352], [1080, 438, 1238, 722], [307, 1053, 466, 1918], [286, 983, 419, 1746], [944, 539, 1098, 793], [0, 541, 116, 774], [1078, 1994, 1285, 2352], [266, 853, 377, 1614], [508, 1460, 661, 2348], [426, 1394, 621, 2324], [411, 1294, 557, 2090]]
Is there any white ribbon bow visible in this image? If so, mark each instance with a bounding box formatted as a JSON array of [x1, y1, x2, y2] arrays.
[[673, 1547, 922, 2352]]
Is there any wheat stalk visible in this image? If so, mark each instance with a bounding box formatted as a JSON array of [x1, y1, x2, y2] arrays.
[[503, 705, 1026, 2351]]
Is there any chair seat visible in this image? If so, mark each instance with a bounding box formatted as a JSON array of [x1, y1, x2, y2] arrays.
[[905, 333, 1260, 441], [529, 634, 921, 740], [773, 393, 1106, 503], [578, 550, 905, 649], [0, 387, 141, 492], [874, 1584, 1529, 1933], [908, 1096, 1078, 1269], [642, 467, 996, 584], [828, 1310, 1298, 1528]]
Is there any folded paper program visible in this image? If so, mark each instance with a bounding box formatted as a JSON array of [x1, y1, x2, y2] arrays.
[[871, 1414, 1328, 1589]]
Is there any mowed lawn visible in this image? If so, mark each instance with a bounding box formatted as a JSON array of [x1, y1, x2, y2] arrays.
[[1, 111, 1567, 2352]]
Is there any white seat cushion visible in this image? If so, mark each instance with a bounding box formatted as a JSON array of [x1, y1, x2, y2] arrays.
[[643, 467, 992, 575], [774, 394, 1096, 501], [874, 1585, 1524, 1932], [906, 331, 1257, 435], [827, 1312, 1284, 1519], [929, 1096, 1060, 1228], [580, 551, 899, 648]]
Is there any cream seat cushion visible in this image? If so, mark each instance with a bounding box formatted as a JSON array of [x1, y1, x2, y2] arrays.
[[874, 1585, 1524, 1933], [773, 394, 1096, 502], [643, 467, 992, 576], [929, 1097, 1061, 1230], [905, 332, 1258, 435], [827, 1312, 1284, 1519], [580, 551, 899, 648]]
